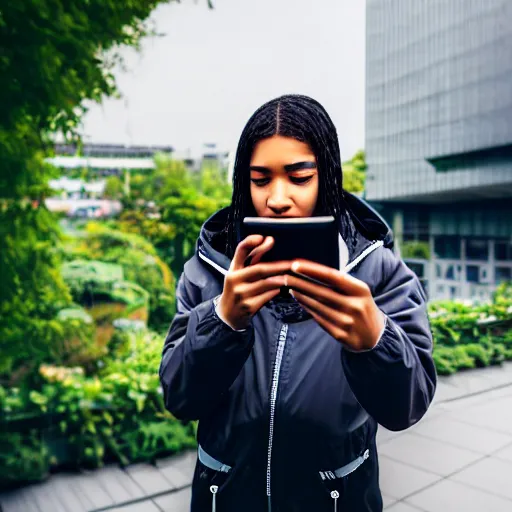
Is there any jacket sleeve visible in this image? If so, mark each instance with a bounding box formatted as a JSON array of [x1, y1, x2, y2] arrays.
[[158, 271, 255, 421], [341, 247, 437, 431]]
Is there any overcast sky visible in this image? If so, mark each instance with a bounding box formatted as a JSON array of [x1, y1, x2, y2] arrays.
[[81, 0, 366, 161]]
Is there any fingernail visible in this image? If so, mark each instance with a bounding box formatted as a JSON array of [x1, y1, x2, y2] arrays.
[[291, 262, 300, 273], [290, 289, 295, 298], [244, 256, 252, 267], [284, 275, 288, 286]]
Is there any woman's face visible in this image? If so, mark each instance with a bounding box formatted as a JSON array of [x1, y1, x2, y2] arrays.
[[249, 135, 319, 218]]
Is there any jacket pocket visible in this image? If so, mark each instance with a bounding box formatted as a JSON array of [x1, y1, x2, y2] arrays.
[[196, 445, 240, 511], [318, 448, 371, 512], [194, 459, 230, 512]]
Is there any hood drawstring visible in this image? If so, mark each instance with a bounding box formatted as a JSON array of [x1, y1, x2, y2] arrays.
[[331, 490, 340, 511], [210, 485, 218, 512]]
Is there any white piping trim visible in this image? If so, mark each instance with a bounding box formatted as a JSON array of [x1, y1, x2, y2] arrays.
[[199, 239, 385, 277], [198, 251, 228, 276], [344, 240, 384, 273]]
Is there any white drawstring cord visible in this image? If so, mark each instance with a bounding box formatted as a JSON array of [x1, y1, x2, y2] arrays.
[[210, 485, 218, 512], [331, 490, 339, 511]]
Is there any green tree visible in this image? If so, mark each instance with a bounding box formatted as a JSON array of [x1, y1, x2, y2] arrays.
[[0, 1, 185, 381], [342, 149, 367, 193], [152, 155, 231, 277], [104, 175, 124, 199], [118, 154, 232, 277]]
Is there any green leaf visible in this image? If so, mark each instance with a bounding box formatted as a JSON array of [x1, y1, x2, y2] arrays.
[[29, 391, 48, 406]]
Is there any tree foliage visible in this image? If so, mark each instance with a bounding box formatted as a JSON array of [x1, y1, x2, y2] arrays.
[[63, 222, 175, 332], [342, 149, 367, 194], [0, 0, 174, 381], [120, 154, 232, 277]]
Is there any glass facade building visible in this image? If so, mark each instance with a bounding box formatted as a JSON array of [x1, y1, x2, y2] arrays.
[[365, 0, 512, 301]]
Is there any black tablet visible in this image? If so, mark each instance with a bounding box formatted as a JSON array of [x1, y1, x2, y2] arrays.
[[241, 216, 341, 270]]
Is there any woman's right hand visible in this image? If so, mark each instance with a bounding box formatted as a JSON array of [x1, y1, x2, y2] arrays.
[[217, 235, 292, 330]]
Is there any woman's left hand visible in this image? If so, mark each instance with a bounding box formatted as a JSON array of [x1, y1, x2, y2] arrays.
[[285, 259, 386, 352]]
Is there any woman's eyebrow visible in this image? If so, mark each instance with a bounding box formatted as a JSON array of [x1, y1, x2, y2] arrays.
[[284, 161, 317, 172], [249, 161, 317, 174]]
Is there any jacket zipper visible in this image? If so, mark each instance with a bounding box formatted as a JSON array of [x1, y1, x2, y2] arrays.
[[266, 323, 289, 511], [197, 240, 384, 512]]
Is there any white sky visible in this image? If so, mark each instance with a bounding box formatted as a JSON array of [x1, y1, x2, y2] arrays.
[[81, 0, 366, 161]]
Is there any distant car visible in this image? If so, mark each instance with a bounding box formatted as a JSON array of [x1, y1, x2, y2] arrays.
[[69, 205, 102, 218]]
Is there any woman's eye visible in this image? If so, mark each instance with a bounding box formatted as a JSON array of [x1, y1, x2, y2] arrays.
[[250, 178, 270, 187], [290, 176, 313, 184]]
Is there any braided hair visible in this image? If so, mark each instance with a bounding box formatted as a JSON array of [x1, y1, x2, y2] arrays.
[[225, 94, 359, 258]]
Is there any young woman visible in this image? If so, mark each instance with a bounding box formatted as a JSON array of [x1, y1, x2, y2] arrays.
[[159, 94, 437, 512]]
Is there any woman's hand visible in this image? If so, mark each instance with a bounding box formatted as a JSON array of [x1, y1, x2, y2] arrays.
[[285, 260, 385, 351], [217, 235, 292, 330]]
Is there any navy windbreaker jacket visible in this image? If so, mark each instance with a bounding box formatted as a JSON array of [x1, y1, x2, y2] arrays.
[[159, 192, 437, 512]]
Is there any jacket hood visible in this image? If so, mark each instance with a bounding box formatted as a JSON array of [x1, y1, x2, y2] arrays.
[[196, 191, 393, 276]]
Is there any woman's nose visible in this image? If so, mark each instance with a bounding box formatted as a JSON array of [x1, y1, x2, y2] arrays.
[[267, 182, 292, 213]]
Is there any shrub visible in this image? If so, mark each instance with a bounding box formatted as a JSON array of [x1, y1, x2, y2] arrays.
[[401, 241, 430, 260], [0, 330, 196, 489], [62, 223, 175, 331], [429, 283, 512, 374]]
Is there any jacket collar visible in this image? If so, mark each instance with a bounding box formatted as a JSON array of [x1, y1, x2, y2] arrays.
[[197, 192, 393, 276]]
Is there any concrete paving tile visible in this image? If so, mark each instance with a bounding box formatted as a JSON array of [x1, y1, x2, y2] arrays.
[[93, 465, 146, 503], [451, 456, 512, 501], [447, 396, 512, 435], [156, 463, 192, 489], [379, 455, 440, 500], [439, 384, 512, 411], [381, 493, 397, 508], [125, 464, 175, 496], [437, 372, 493, 393], [21, 481, 68, 512], [385, 502, 425, 512], [431, 381, 468, 403], [108, 500, 161, 512], [406, 479, 512, 512], [411, 415, 512, 454], [377, 405, 444, 445], [153, 487, 192, 511], [0, 487, 41, 512], [44, 473, 92, 512], [156, 450, 196, 484], [378, 432, 483, 476], [467, 365, 512, 386], [493, 441, 512, 463], [377, 425, 404, 446]]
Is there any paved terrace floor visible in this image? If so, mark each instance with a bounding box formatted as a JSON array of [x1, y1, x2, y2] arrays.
[[2, 362, 512, 512]]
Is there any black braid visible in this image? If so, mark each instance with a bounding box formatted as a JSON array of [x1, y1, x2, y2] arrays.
[[225, 94, 359, 259]]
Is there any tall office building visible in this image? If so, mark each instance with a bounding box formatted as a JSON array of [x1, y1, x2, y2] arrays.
[[365, 0, 512, 301]]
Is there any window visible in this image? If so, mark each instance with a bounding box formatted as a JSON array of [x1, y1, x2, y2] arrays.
[[495, 241, 512, 261], [407, 262, 424, 278], [446, 265, 456, 280], [465, 239, 489, 261], [466, 265, 480, 283], [434, 236, 461, 259], [495, 267, 512, 284]]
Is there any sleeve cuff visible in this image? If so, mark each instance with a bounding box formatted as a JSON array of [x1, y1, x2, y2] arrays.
[[344, 310, 387, 353], [213, 295, 248, 332]]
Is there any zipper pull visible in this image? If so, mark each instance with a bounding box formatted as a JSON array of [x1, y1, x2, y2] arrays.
[[363, 449, 370, 460], [331, 490, 339, 512], [210, 485, 218, 512]]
